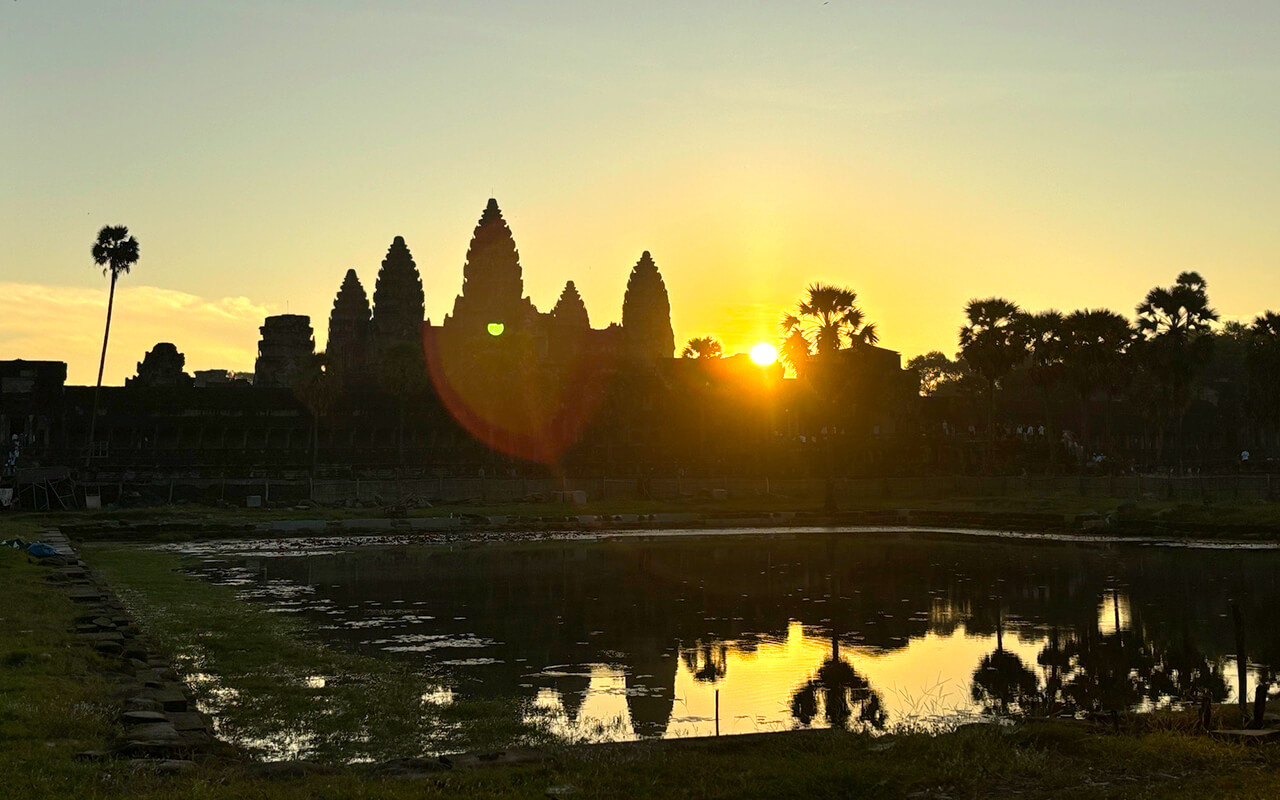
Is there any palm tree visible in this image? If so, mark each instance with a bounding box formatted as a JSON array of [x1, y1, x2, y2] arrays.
[[87, 225, 140, 464], [1134, 272, 1218, 469], [1247, 312, 1280, 447], [780, 282, 878, 368], [1019, 310, 1066, 471], [1060, 309, 1133, 460], [680, 336, 723, 359], [779, 283, 879, 508], [958, 298, 1026, 471]]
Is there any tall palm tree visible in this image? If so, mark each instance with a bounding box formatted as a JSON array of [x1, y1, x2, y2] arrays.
[[958, 298, 1026, 470], [1060, 309, 1133, 460], [779, 283, 879, 508], [87, 225, 140, 464], [1019, 310, 1066, 471], [1134, 272, 1218, 469], [680, 336, 723, 359], [1247, 312, 1280, 448]]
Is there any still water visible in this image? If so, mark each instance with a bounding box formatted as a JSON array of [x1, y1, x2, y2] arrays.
[[183, 529, 1280, 742]]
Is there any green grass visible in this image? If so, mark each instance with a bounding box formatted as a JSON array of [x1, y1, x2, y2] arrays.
[[79, 545, 553, 763], [0, 547, 118, 799]]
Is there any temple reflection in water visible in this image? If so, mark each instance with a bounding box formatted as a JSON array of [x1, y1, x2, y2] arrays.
[[193, 532, 1278, 741]]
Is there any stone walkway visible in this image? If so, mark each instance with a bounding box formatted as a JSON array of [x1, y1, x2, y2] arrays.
[[36, 529, 224, 773]]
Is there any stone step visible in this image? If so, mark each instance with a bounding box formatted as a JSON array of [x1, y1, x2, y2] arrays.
[[126, 696, 165, 713], [122, 710, 170, 726], [167, 711, 212, 732], [66, 588, 107, 603], [83, 631, 125, 644], [137, 686, 189, 712], [119, 731, 212, 758]]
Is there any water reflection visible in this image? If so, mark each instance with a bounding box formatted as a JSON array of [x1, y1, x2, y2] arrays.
[[185, 531, 1280, 743]]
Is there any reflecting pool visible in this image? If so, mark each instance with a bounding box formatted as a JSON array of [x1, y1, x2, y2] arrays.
[[181, 530, 1280, 743]]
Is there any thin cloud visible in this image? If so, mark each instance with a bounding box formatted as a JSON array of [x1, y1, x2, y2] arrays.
[[0, 282, 277, 385]]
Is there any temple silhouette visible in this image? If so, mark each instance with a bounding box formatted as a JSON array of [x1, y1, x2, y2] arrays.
[[4, 198, 919, 496], [1, 197, 1275, 506]]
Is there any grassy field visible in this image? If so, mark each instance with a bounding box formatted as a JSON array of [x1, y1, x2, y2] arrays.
[[6, 536, 1280, 798]]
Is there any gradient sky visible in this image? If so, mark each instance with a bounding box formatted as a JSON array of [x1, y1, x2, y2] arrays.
[[2, 1, 1278, 384]]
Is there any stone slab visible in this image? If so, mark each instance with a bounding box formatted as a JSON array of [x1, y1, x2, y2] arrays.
[[138, 686, 188, 712], [442, 748, 550, 770], [166, 711, 211, 732], [125, 722, 179, 741], [66, 588, 107, 603]]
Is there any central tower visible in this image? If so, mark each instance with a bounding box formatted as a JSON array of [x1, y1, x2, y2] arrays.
[[445, 198, 538, 335]]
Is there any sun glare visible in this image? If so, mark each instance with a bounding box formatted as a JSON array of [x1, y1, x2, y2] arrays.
[[750, 343, 777, 366]]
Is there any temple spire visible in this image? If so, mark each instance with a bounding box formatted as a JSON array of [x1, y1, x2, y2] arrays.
[[327, 268, 371, 381], [371, 236, 425, 353], [552, 280, 590, 329], [621, 251, 675, 359], [447, 198, 535, 332]]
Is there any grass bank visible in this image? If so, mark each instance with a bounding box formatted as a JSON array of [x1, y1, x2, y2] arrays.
[[6, 539, 1280, 797], [13, 491, 1280, 547], [79, 545, 553, 763], [0, 547, 118, 798]]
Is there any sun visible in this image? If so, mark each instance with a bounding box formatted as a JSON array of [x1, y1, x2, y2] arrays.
[[749, 343, 778, 366]]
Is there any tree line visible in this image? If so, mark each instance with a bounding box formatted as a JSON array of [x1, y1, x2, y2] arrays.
[[908, 272, 1280, 470]]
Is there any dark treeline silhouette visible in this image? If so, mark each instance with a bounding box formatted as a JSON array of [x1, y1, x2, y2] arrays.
[[911, 271, 1280, 474]]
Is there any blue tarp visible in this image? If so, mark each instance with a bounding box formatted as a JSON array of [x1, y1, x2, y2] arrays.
[[25, 542, 58, 558]]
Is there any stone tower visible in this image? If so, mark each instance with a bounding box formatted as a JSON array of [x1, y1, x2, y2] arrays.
[[620, 251, 674, 359], [254, 315, 315, 388], [326, 268, 371, 382], [551, 280, 590, 329], [371, 236, 426, 353], [127, 342, 193, 389], [446, 199, 538, 334]]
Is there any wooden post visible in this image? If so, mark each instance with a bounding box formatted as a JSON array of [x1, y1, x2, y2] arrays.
[[715, 689, 720, 737]]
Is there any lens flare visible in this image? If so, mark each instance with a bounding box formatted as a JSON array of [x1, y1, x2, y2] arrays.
[[750, 343, 777, 365]]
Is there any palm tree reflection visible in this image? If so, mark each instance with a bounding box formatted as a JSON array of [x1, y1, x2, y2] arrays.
[[682, 641, 728, 684], [971, 613, 1039, 716], [790, 632, 886, 730]]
